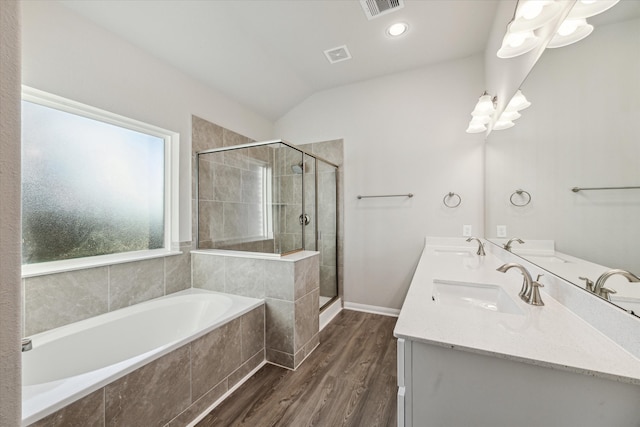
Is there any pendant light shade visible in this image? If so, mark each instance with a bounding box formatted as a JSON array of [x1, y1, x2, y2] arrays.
[[547, 18, 594, 48], [510, 0, 562, 32], [505, 90, 531, 112], [568, 0, 620, 19], [466, 122, 487, 134], [493, 119, 515, 131], [466, 92, 496, 134], [499, 111, 522, 121], [471, 93, 496, 116], [497, 23, 540, 59]]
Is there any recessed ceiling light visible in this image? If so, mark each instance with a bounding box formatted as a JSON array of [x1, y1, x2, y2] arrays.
[[387, 22, 408, 37]]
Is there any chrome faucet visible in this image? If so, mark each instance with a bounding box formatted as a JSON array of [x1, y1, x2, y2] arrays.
[[503, 237, 524, 252], [496, 263, 544, 305], [466, 237, 485, 256], [22, 338, 32, 352], [592, 269, 640, 301]]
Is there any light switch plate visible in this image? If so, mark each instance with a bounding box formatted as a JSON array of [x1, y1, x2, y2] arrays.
[[497, 225, 507, 237], [463, 225, 472, 237]]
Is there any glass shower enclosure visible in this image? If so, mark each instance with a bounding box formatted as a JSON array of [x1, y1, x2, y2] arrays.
[[195, 140, 338, 309]]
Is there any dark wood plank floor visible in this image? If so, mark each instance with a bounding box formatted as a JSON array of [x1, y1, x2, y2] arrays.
[[196, 310, 398, 427]]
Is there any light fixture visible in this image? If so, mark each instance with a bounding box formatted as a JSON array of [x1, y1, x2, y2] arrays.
[[493, 119, 515, 131], [497, 23, 540, 58], [497, 0, 563, 59], [505, 90, 531, 112], [471, 92, 496, 116], [547, 18, 594, 48], [466, 91, 496, 134], [510, 0, 562, 32], [567, 0, 620, 19], [497, 0, 620, 58], [466, 121, 487, 134], [386, 22, 408, 37], [499, 111, 522, 121]]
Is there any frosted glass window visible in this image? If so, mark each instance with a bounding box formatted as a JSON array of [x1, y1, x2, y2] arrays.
[[21, 100, 166, 264]]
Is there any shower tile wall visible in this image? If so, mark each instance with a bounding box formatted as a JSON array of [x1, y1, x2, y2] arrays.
[[193, 115, 279, 253], [273, 146, 305, 254], [22, 242, 192, 337], [192, 251, 319, 370]]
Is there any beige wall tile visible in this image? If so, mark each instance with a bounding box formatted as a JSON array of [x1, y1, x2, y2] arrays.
[[222, 128, 251, 147], [266, 348, 294, 369], [24, 267, 108, 336], [198, 200, 223, 244], [191, 253, 225, 292], [30, 389, 104, 427], [265, 298, 294, 353], [165, 249, 191, 295], [105, 346, 190, 426], [294, 289, 319, 352], [192, 115, 223, 153], [264, 261, 294, 301], [165, 379, 228, 427], [191, 318, 242, 400], [109, 258, 164, 311], [213, 164, 242, 203], [241, 305, 265, 362], [225, 257, 264, 298], [228, 351, 264, 389]]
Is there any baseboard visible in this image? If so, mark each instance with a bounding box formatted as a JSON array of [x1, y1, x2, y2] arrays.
[[343, 301, 400, 317], [187, 359, 267, 426], [320, 298, 342, 331]]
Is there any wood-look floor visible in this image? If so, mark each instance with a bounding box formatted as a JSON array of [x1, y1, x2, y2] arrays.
[[196, 310, 398, 427]]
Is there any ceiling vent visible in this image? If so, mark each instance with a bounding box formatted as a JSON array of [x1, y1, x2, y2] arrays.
[[360, 0, 404, 20], [324, 45, 352, 64]]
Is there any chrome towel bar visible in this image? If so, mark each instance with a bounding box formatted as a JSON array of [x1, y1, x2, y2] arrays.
[[571, 186, 640, 192], [357, 193, 413, 199]]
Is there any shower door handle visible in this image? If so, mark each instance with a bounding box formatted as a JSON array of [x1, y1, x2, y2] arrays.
[[299, 214, 310, 226]]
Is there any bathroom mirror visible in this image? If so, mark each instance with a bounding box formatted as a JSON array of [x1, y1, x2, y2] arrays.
[[485, 1, 640, 315]]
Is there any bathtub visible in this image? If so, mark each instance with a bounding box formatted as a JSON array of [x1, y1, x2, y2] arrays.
[[22, 288, 264, 425]]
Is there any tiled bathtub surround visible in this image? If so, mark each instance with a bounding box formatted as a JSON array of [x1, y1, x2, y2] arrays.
[[29, 304, 265, 427], [22, 242, 192, 336], [192, 250, 320, 369]]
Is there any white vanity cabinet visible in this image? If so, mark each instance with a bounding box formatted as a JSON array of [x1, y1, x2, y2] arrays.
[[395, 238, 640, 427], [397, 338, 640, 427]]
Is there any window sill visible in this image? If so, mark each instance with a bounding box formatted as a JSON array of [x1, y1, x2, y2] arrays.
[[22, 249, 183, 278]]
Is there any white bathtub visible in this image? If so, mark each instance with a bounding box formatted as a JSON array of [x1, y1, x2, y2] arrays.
[[22, 288, 263, 425]]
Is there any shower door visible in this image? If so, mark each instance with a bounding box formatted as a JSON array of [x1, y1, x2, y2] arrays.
[[316, 159, 338, 308]]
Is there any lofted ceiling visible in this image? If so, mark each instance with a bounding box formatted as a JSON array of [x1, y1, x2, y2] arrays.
[[58, 0, 500, 121]]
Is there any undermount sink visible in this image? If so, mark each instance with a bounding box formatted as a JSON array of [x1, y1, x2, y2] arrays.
[[525, 255, 568, 264], [433, 248, 473, 256], [432, 279, 523, 315], [610, 296, 640, 315]]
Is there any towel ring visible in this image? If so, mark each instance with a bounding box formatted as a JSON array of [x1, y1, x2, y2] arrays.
[[510, 189, 531, 207], [443, 192, 461, 208]]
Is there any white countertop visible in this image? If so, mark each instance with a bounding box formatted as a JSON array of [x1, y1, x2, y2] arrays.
[[393, 237, 640, 385]]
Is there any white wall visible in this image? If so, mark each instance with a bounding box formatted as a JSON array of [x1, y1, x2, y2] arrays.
[[486, 18, 640, 273], [0, 1, 22, 424], [21, 1, 275, 242], [276, 55, 485, 310]]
